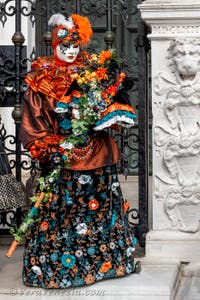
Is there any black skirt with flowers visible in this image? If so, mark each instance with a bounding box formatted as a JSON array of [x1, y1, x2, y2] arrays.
[[22, 165, 136, 288]]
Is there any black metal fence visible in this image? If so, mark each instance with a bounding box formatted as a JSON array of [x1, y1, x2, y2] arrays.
[[0, 0, 149, 247]]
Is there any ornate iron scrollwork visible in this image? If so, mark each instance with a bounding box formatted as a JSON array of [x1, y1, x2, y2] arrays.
[[0, 47, 15, 103], [0, 0, 37, 26], [0, 46, 28, 106], [0, 114, 39, 231], [0, 0, 16, 27], [81, 0, 107, 21]]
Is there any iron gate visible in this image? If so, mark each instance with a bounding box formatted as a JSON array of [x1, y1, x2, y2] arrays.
[[0, 0, 149, 247]]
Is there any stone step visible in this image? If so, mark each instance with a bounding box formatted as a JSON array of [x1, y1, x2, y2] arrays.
[[175, 276, 200, 300], [175, 262, 200, 300], [0, 247, 180, 300]]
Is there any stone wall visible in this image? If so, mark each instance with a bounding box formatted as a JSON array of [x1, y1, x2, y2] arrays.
[[139, 0, 200, 261]]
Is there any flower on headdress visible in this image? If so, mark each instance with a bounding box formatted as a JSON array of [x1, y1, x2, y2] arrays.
[[71, 31, 79, 41], [57, 29, 68, 38]]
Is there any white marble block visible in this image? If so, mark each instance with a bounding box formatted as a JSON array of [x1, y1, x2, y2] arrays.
[[139, 0, 200, 261]]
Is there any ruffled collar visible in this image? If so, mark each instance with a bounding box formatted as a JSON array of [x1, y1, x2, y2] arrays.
[[25, 51, 90, 102]]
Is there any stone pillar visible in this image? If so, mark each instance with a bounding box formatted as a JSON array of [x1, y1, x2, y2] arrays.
[[139, 0, 200, 262]]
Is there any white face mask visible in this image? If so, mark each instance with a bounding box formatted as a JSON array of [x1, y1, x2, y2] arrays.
[[56, 43, 80, 63]]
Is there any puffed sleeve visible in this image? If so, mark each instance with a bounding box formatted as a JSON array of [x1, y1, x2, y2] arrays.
[[19, 88, 57, 149], [93, 73, 136, 131]]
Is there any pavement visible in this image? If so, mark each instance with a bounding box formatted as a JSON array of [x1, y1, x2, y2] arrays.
[[0, 246, 181, 300]]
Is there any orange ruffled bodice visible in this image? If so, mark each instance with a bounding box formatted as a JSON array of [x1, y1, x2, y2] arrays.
[[25, 52, 89, 104]]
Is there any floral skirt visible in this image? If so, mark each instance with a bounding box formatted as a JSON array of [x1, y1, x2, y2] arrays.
[[22, 165, 136, 289]]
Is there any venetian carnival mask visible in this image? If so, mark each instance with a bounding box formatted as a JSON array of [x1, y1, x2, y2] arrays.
[[48, 13, 92, 63], [56, 42, 80, 63]]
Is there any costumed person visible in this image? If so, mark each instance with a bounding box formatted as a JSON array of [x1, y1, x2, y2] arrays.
[[19, 12, 137, 288]]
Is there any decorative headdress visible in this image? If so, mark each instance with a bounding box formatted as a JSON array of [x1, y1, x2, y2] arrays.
[[48, 13, 93, 48]]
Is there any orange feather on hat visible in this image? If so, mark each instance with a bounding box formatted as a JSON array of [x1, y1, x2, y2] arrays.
[[71, 14, 93, 46]]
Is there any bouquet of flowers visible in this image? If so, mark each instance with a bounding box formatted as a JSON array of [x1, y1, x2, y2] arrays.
[[54, 49, 127, 163]]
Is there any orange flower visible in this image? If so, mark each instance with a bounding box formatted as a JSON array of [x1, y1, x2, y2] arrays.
[[33, 140, 41, 147], [106, 86, 117, 97], [30, 145, 40, 155], [30, 135, 65, 161], [99, 50, 112, 65], [60, 95, 72, 104], [118, 72, 126, 82], [100, 261, 112, 273], [40, 221, 48, 231], [30, 149, 40, 159], [39, 142, 48, 148], [123, 201, 130, 212], [88, 199, 99, 210], [105, 98, 111, 104], [84, 274, 95, 285], [43, 135, 61, 144], [49, 192, 53, 203], [47, 280, 59, 289], [58, 146, 64, 154], [96, 67, 108, 80], [30, 141, 47, 160], [116, 265, 125, 276], [72, 90, 82, 98], [101, 91, 107, 98]]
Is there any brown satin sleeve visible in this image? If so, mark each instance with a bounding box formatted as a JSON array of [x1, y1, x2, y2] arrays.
[[69, 131, 121, 171], [19, 88, 57, 149], [20, 88, 120, 170]]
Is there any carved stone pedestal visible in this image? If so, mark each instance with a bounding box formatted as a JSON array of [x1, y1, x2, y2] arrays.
[[139, 0, 200, 262]]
